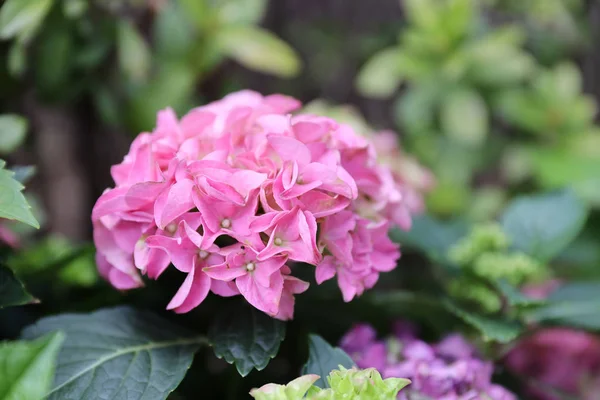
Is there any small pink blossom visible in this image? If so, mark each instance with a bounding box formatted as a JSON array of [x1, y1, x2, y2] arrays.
[[92, 90, 432, 319]]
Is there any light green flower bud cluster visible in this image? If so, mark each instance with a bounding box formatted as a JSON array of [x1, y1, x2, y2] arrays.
[[250, 367, 410, 400], [449, 278, 502, 313], [449, 223, 509, 266], [449, 223, 542, 285]]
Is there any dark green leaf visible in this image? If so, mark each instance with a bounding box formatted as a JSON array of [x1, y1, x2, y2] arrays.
[[216, 26, 301, 78], [301, 334, 355, 389], [0, 160, 39, 228], [494, 279, 543, 308], [21, 306, 207, 400], [443, 300, 522, 343], [0, 333, 64, 400], [391, 214, 469, 263], [209, 304, 286, 377], [0, 263, 37, 308], [34, 21, 73, 95], [526, 282, 600, 330], [0, 114, 28, 154], [500, 190, 588, 262], [7, 41, 26, 77]]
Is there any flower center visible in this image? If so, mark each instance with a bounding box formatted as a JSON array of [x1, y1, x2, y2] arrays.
[[198, 250, 209, 259], [274, 237, 283, 246], [166, 223, 177, 234], [220, 218, 231, 229], [245, 262, 256, 272]]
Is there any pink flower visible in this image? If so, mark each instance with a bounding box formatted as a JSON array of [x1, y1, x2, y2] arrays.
[[506, 328, 600, 400], [0, 222, 19, 248], [92, 90, 430, 319], [251, 207, 321, 265], [341, 323, 516, 400], [203, 244, 287, 316]]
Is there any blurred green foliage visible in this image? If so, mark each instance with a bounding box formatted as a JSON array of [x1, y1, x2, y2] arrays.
[[0, 0, 301, 132], [357, 0, 600, 218]]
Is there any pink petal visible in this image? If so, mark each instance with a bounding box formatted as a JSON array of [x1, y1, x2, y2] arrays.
[[167, 264, 211, 313], [267, 135, 311, 165], [154, 179, 196, 229]]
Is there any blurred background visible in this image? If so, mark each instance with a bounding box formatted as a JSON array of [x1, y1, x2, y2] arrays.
[[1, 0, 599, 242]]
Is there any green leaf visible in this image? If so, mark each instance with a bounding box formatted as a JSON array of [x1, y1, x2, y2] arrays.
[[390, 214, 469, 263], [127, 61, 196, 132], [209, 303, 286, 377], [7, 41, 26, 78], [0, 114, 28, 154], [0, 333, 64, 400], [0, 263, 37, 308], [216, 26, 301, 78], [355, 47, 404, 98], [301, 334, 355, 389], [216, 0, 268, 25], [0, 0, 54, 42], [500, 190, 588, 262], [0, 160, 39, 228], [21, 306, 207, 400], [442, 300, 522, 343], [117, 20, 151, 82], [62, 0, 87, 19], [34, 21, 73, 95], [527, 282, 600, 330], [153, 0, 194, 61], [494, 279, 543, 308], [441, 88, 488, 146]]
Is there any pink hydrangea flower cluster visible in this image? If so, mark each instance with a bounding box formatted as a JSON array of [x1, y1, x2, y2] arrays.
[[340, 322, 516, 400], [92, 90, 428, 320], [0, 221, 19, 248]]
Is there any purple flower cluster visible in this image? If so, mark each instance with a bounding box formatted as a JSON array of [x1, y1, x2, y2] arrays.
[[340, 323, 515, 400]]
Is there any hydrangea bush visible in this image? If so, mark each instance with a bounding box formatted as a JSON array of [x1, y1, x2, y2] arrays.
[[92, 90, 426, 319]]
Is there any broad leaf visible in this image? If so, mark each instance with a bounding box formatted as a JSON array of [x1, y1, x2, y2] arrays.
[[209, 304, 286, 377], [0, 333, 64, 400], [0, 114, 28, 154], [216, 26, 301, 78], [0, 160, 39, 228], [0, 0, 54, 42], [441, 89, 488, 146], [391, 214, 468, 263], [0, 264, 37, 308], [443, 301, 522, 343], [500, 190, 588, 262], [527, 282, 600, 330], [21, 306, 206, 400], [301, 334, 355, 389], [355, 47, 404, 98]]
